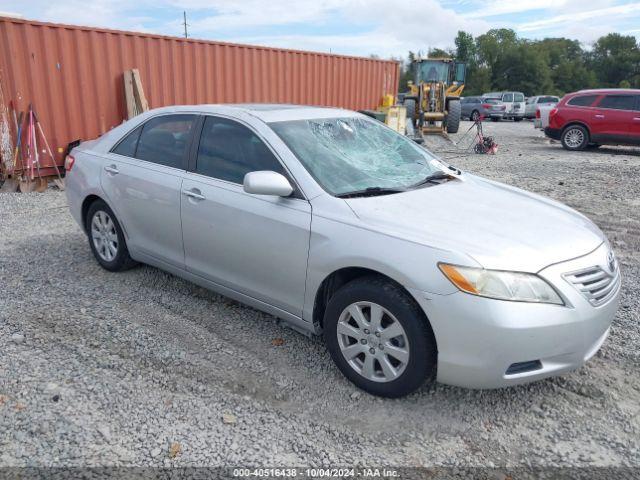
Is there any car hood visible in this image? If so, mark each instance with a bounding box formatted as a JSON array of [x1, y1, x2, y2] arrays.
[[344, 175, 604, 272]]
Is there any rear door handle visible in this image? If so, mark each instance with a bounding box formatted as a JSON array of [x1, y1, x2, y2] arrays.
[[104, 164, 119, 174], [182, 188, 205, 201], [633, 117, 640, 121]]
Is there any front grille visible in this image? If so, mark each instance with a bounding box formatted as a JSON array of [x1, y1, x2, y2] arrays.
[[564, 262, 620, 307]]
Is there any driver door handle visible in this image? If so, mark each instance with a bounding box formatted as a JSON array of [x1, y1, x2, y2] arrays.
[[182, 188, 205, 201], [594, 114, 605, 119], [104, 164, 119, 174]]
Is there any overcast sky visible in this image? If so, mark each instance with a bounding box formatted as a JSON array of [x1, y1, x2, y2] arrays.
[[1, 0, 639, 57]]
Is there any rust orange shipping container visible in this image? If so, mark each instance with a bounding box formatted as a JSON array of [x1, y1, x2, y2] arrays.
[[0, 17, 400, 176]]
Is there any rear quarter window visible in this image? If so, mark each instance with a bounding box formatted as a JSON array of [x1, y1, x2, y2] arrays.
[[514, 93, 525, 102], [567, 95, 598, 107], [111, 125, 142, 157], [597, 95, 637, 111]]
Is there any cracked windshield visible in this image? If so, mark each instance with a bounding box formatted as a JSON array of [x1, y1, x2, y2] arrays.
[[270, 117, 441, 196]]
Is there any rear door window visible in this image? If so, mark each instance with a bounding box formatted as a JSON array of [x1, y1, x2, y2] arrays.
[[598, 95, 637, 111], [514, 93, 524, 102], [503, 93, 514, 102], [135, 114, 197, 168], [195, 116, 286, 184], [567, 95, 598, 107]]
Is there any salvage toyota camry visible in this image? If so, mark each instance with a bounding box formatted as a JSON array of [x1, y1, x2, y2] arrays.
[[66, 104, 621, 397]]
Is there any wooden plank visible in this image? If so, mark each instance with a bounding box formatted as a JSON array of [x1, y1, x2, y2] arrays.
[[123, 69, 136, 119], [131, 68, 149, 113]]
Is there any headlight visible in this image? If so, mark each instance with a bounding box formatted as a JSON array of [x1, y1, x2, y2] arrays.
[[439, 263, 563, 305]]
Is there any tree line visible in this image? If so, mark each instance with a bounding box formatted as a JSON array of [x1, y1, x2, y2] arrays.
[[396, 29, 640, 97]]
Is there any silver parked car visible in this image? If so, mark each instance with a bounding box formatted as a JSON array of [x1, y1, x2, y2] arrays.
[[461, 96, 506, 121], [66, 104, 620, 397], [525, 95, 560, 119], [483, 92, 526, 121]]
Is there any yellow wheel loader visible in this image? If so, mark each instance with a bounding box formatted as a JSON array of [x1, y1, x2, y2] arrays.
[[401, 58, 466, 138]]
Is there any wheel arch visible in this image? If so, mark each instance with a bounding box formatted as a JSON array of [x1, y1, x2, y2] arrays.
[[562, 121, 591, 137], [312, 266, 431, 333], [80, 194, 128, 238], [81, 194, 104, 234]]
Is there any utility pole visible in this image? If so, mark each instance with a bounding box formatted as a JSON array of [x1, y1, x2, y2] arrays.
[[182, 11, 188, 38]]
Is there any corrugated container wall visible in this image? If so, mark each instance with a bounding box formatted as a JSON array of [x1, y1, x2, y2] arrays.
[[0, 17, 399, 172]]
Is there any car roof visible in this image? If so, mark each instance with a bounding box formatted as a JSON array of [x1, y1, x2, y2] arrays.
[[573, 88, 640, 95], [135, 103, 356, 122]]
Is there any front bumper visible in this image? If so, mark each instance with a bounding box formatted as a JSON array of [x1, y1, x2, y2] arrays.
[[545, 127, 562, 140], [409, 243, 620, 389]]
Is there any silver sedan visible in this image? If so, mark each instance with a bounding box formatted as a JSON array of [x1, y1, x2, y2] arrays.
[[65, 104, 620, 397]]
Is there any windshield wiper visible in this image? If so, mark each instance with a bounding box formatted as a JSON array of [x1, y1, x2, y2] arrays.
[[410, 171, 453, 189], [335, 186, 406, 199]]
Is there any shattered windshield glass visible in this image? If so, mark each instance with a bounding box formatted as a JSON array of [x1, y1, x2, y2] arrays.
[[269, 117, 441, 196]]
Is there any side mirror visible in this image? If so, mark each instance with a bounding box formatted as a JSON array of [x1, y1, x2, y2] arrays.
[[243, 171, 293, 197]]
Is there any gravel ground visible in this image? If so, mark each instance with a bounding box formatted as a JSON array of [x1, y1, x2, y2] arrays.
[[1, 121, 639, 473]]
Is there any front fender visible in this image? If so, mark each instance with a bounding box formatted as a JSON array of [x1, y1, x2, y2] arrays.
[[302, 214, 479, 322]]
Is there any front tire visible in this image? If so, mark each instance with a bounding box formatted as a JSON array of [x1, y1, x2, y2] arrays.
[[561, 125, 589, 151], [323, 276, 437, 398], [446, 99, 461, 134], [86, 200, 137, 272], [471, 110, 480, 122]]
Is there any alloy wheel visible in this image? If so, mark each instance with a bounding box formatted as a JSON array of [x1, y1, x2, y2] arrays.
[[336, 301, 410, 383], [564, 128, 584, 149], [91, 210, 119, 262]]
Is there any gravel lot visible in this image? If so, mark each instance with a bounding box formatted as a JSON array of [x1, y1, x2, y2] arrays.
[[1, 121, 639, 473]]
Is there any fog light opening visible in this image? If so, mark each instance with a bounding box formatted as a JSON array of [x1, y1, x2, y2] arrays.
[[505, 360, 543, 375]]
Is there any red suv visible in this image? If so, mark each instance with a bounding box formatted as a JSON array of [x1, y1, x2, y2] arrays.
[[545, 89, 640, 150]]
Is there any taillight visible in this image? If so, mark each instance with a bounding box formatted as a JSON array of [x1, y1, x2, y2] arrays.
[[65, 155, 75, 172], [482, 103, 491, 109], [549, 108, 558, 118], [536, 108, 541, 118]]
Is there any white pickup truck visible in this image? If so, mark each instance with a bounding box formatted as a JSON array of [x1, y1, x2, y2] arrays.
[[534, 104, 555, 130]]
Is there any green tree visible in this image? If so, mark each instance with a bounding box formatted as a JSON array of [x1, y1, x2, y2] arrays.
[[533, 38, 595, 94], [589, 33, 640, 87], [399, 51, 417, 92], [428, 47, 453, 58], [454, 31, 476, 63], [486, 41, 552, 95]]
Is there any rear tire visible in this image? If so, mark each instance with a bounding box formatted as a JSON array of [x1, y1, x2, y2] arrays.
[[446, 99, 461, 133], [491, 117, 500, 122], [323, 275, 437, 398], [471, 110, 480, 122], [561, 125, 589, 151], [86, 200, 138, 272], [513, 117, 523, 122]]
